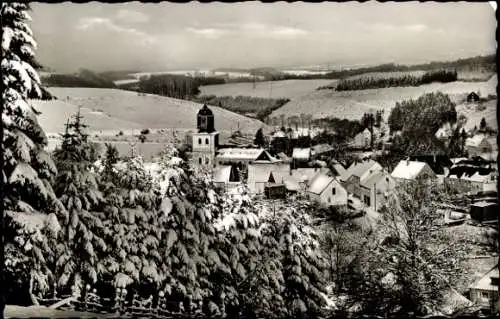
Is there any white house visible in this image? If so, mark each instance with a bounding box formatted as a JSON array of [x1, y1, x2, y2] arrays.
[[391, 160, 437, 183], [353, 128, 372, 149], [465, 135, 493, 157], [359, 170, 397, 211], [292, 148, 311, 162], [307, 174, 348, 207], [247, 161, 289, 194]]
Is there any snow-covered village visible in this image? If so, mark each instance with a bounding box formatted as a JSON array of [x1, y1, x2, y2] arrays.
[[1, 2, 499, 319]]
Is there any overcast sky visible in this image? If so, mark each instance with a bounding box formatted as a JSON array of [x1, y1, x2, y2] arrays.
[[30, 1, 496, 73]]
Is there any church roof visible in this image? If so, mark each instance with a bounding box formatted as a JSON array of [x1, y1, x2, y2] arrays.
[[198, 104, 214, 116]]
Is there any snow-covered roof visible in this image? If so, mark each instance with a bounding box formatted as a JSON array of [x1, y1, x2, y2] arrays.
[[248, 162, 288, 183], [361, 170, 392, 189], [469, 266, 499, 291], [391, 160, 432, 180], [291, 168, 321, 184], [307, 173, 336, 195], [466, 134, 490, 148], [341, 160, 382, 181], [272, 131, 287, 138], [292, 148, 311, 160], [269, 171, 301, 191], [213, 166, 232, 183], [216, 148, 269, 161], [331, 163, 347, 178]]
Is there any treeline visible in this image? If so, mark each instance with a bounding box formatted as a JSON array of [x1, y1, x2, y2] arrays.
[[137, 74, 225, 99], [236, 54, 495, 81], [329, 70, 458, 91], [192, 95, 290, 122], [43, 69, 117, 88], [324, 54, 495, 79]]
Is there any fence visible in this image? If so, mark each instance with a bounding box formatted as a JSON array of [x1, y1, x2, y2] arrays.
[[37, 291, 222, 319]]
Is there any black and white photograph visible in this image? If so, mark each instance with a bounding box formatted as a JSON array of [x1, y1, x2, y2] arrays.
[[0, 1, 498, 318]]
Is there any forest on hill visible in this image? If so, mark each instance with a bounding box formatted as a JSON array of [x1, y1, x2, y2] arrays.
[[318, 69, 459, 91]]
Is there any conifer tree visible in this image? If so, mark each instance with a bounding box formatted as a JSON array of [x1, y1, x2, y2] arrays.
[[1, 3, 62, 310], [52, 111, 106, 299]]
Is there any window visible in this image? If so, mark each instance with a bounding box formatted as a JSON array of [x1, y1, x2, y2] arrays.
[[364, 195, 371, 206], [198, 138, 202, 145], [206, 138, 209, 145], [327, 197, 331, 203], [332, 187, 336, 195], [205, 157, 209, 165], [198, 157, 202, 164], [480, 291, 489, 300]]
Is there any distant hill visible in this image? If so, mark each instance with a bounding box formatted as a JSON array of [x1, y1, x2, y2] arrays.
[[42, 69, 117, 88], [34, 87, 269, 135]]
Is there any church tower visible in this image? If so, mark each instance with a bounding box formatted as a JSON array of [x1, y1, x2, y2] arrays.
[[191, 104, 219, 168]]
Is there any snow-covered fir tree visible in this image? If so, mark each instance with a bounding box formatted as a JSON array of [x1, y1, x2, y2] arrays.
[[52, 111, 106, 299], [1, 2, 62, 308]]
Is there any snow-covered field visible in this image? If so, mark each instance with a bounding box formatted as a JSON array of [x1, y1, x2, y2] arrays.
[[271, 75, 497, 121], [200, 79, 336, 99], [34, 87, 269, 135]]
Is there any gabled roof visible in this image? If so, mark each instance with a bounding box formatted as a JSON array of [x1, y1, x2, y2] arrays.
[[391, 160, 434, 180], [361, 170, 392, 189], [248, 162, 288, 183], [307, 173, 336, 195], [292, 148, 311, 160], [341, 159, 382, 181], [269, 171, 301, 191], [331, 163, 347, 178]]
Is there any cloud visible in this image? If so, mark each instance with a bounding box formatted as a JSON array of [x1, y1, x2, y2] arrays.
[[76, 17, 155, 45], [115, 9, 150, 24], [404, 24, 427, 32], [186, 27, 229, 39], [186, 23, 308, 39]]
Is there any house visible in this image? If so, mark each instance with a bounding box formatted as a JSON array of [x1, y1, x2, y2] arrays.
[[247, 161, 290, 194], [445, 169, 497, 194], [468, 265, 499, 311], [465, 135, 493, 157], [391, 160, 437, 183], [353, 128, 372, 149], [467, 91, 480, 103], [409, 155, 453, 175], [359, 170, 397, 211], [340, 160, 383, 199], [292, 148, 311, 168], [307, 174, 348, 207]]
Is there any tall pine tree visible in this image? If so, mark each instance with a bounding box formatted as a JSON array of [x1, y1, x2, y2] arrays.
[[1, 2, 62, 311], [52, 110, 106, 300]]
